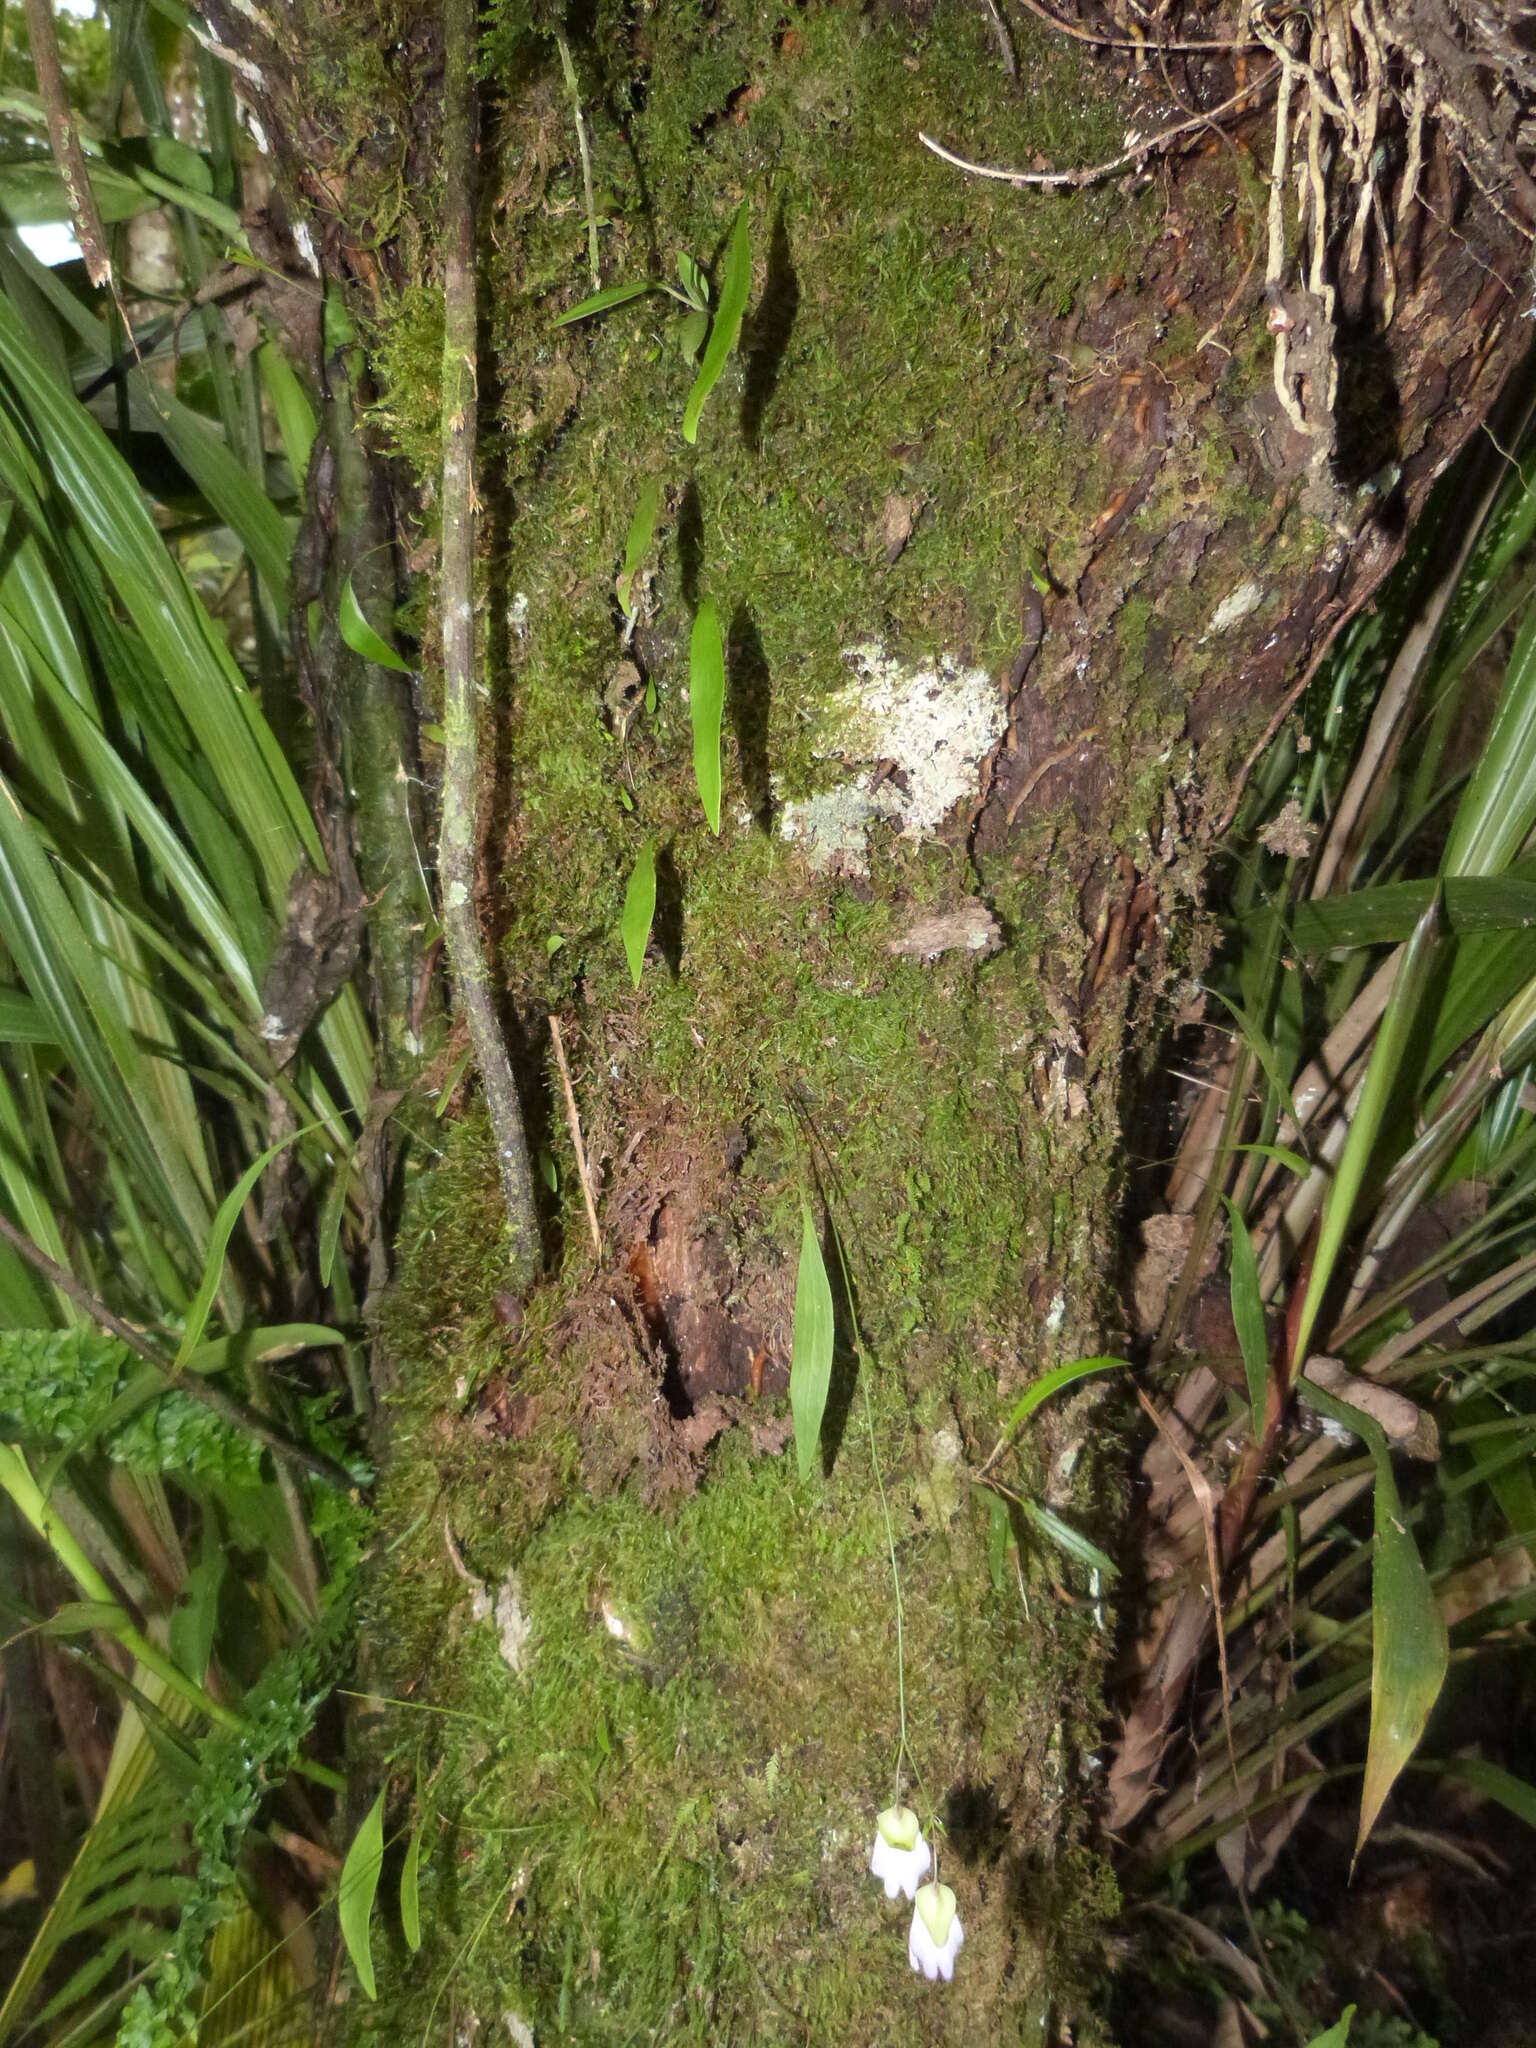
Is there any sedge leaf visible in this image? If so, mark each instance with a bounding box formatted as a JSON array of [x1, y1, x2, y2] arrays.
[[1003, 1355, 1130, 1436], [1357, 1466, 1448, 1866], [338, 1787, 386, 2000], [173, 1127, 309, 1369], [1017, 1497, 1117, 1578], [621, 842, 657, 988], [790, 1197, 834, 1482], [400, 1814, 424, 1953], [690, 600, 725, 833], [683, 205, 751, 445], [552, 277, 655, 326], [1223, 1197, 1270, 1441], [340, 575, 413, 674]]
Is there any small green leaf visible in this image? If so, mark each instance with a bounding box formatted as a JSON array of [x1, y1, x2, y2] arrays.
[[546, 932, 565, 956], [1002, 1356, 1130, 1435], [319, 1150, 352, 1289], [434, 1046, 473, 1117], [401, 1814, 424, 1953], [677, 251, 708, 307], [1357, 1464, 1449, 1868], [621, 842, 657, 988], [645, 675, 657, 716], [168, 1549, 225, 1682], [39, 1600, 127, 1639], [174, 1129, 309, 1370], [1017, 1497, 1117, 1578], [617, 479, 661, 612], [683, 205, 751, 445], [339, 575, 413, 674], [1223, 1197, 1270, 1441], [338, 1788, 386, 2000], [790, 1197, 835, 1482], [618, 784, 634, 812], [552, 277, 656, 326], [538, 1148, 559, 1193], [690, 599, 726, 833], [1303, 2008, 1355, 2048], [679, 306, 708, 362]]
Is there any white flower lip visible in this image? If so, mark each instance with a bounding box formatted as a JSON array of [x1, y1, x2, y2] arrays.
[[908, 1881, 964, 1982], [868, 1805, 931, 1901]]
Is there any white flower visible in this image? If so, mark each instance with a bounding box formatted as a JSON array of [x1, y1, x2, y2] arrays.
[[908, 1881, 964, 1982], [868, 1804, 931, 1901]]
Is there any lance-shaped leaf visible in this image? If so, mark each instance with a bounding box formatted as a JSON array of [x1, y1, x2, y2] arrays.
[[340, 574, 413, 674], [617, 479, 661, 614], [1223, 1196, 1270, 1441], [338, 1787, 386, 2000], [790, 1197, 834, 1482], [621, 841, 657, 987], [683, 205, 751, 445]]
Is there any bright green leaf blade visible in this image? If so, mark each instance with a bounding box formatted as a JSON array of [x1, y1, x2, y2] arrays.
[[690, 599, 725, 833], [319, 1150, 352, 1289], [1444, 603, 1536, 879], [790, 1198, 835, 1482], [173, 1128, 308, 1369], [1422, 1756, 1536, 1829], [339, 575, 413, 674], [338, 1788, 386, 2001], [676, 251, 708, 307], [1356, 1462, 1449, 1867], [400, 1815, 424, 1953], [1223, 1197, 1270, 1440], [679, 306, 708, 362], [258, 339, 316, 493], [1303, 2009, 1355, 2048], [552, 278, 656, 327], [1292, 891, 1445, 1371], [682, 204, 751, 445], [1003, 1356, 1130, 1435], [1017, 1497, 1117, 1578], [617, 479, 661, 613], [621, 841, 657, 988], [167, 1549, 224, 1682]]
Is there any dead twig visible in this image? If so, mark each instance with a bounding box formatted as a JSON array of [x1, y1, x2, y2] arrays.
[[1011, 0, 1258, 54], [548, 1012, 603, 1262], [21, 0, 111, 289]]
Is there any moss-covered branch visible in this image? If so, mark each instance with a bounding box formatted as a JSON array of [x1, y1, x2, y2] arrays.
[[438, 0, 539, 1289]]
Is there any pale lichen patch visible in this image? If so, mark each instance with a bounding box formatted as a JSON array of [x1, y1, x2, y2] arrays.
[[779, 642, 1004, 874]]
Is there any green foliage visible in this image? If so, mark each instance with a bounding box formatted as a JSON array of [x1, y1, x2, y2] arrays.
[[789, 1197, 834, 1481], [620, 840, 657, 987], [1223, 1196, 1269, 1440], [338, 1788, 387, 2001], [688, 598, 726, 833], [340, 572, 413, 673], [682, 203, 751, 445]]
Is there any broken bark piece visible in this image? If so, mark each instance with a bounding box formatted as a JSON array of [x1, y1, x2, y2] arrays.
[[1301, 1355, 1440, 1461], [888, 903, 1001, 962], [882, 490, 916, 563]]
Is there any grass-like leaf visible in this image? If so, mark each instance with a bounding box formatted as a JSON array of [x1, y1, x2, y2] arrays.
[[683, 204, 751, 445], [790, 1197, 834, 1482], [621, 841, 657, 988], [1002, 1355, 1130, 1435], [1018, 1497, 1117, 1578], [690, 599, 725, 833], [1223, 1197, 1270, 1440], [552, 277, 655, 326], [401, 1814, 424, 1953], [338, 1787, 386, 2001], [340, 574, 413, 673], [173, 1129, 308, 1370]]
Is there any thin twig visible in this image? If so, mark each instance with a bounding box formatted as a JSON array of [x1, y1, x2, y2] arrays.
[[918, 67, 1278, 191], [1005, 728, 1099, 827], [21, 0, 111, 289], [548, 1013, 602, 1261], [1011, 0, 1259, 54], [556, 34, 601, 291], [439, 0, 541, 1289], [1134, 1382, 1241, 1795], [0, 1212, 350, 1488]]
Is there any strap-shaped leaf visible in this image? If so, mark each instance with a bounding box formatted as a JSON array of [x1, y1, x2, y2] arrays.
[[690, 600, 725, 834], [621, 841, 657, 988], [338, 1788, 386, 2001], [683, 205, 751, 445]]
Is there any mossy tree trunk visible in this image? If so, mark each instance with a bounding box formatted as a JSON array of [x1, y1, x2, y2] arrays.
[[202, 2, 1526, 2039]]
